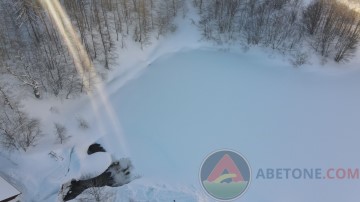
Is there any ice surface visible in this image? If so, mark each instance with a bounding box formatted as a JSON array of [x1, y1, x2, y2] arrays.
[[113, 49, 360, 201]]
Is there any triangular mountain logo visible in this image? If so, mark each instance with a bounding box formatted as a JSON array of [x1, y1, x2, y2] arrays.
[[200, 150, 251, 200], [207, 154, 244, 182]]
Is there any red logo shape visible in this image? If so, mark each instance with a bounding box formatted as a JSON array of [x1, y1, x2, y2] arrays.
[[207, 154, 244, 182]]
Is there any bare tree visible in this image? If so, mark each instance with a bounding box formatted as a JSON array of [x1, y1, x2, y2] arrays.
[[14, 0, 42, 42], [0, 84, 42, 152], [334, 26, 360, 62], [303, 0, 360, 61], [303, 0, 324, 35], [333, 9, 360, 62], [6, 60, 41, 99], [54, 123, 70, 144]]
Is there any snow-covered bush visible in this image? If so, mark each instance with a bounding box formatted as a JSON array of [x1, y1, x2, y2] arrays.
[[77, 117, 89, 130], [291, 52, 309, 67]]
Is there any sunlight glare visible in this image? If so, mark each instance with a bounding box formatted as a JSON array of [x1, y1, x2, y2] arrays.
[[38, 0, 129, 157]]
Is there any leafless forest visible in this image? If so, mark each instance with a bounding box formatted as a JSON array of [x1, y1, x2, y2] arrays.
[[1, 0, 360, 152], [0, 0, 185, 151], [195, 0, 360, 65]]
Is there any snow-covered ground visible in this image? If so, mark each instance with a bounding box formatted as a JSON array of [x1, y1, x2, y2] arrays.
[[2, 2, 360, 202], [114, 48, 360, 202]]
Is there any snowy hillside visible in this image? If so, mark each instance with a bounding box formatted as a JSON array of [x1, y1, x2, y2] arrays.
[[1, 0, 360, 202]]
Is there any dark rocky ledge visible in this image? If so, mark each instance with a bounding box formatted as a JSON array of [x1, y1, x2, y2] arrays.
[[87, 143, 106, 155], [61, 159, 133, 201]]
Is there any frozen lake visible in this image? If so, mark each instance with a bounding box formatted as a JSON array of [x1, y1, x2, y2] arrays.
[[113, 49, 360, 201]]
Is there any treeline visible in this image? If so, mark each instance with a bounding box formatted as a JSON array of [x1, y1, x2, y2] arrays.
[[0, 0, 184, 99], [0, 0, 184, 152], [304, 0, 360, 62], [194, 0, 360, 65]]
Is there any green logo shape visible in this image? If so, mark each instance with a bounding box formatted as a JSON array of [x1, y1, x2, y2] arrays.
[[200, 150, 251, 201]]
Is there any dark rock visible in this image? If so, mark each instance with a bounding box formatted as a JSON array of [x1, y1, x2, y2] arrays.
[[87, 143, 106, 155], [62, 159, 133, 201]]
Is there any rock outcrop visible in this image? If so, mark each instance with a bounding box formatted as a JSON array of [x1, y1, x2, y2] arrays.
[[61, 158, 133, 201]]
